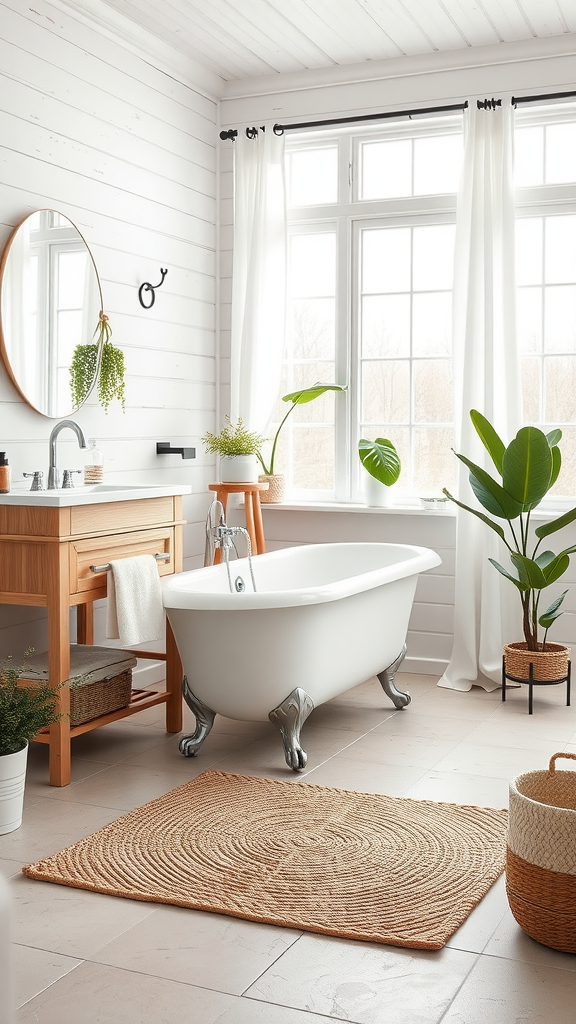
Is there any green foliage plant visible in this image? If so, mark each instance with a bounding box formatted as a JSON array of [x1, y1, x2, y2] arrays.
[[443, 409, 576, 651], [202, 417, 267, 458], [358, 437, 401, 487], [70, 341, 98, 410], [0, 651, 62, 757], [258, 383, 348, 476], [70, 313, 126, 413]]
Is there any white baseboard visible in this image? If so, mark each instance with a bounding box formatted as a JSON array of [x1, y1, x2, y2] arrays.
[[403, 656, 447, 677], [132, 659, 167, 687]]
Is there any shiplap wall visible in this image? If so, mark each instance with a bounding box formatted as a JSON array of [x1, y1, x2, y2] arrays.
[[0, 0, 223, 675], [220, 38, 576, 674]]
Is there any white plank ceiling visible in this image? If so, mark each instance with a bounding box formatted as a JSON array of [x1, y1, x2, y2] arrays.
[[95, 0, 575, 80]]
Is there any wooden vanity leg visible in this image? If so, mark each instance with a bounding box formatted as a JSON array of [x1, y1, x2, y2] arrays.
[[165, 619, 183, 733], [76, 602, 94, 645], [47, 544, 72, 787]]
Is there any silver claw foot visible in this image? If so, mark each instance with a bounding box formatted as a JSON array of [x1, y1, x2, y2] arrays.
[[179, 676, 216, 757], [377, 644, 411, 709], [269, 687, 314, 772]]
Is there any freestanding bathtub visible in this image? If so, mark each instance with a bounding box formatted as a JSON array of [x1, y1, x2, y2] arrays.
[[162, 542, 441, 771]]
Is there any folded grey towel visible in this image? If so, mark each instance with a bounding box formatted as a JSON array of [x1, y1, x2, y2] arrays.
[[19, 645, 137, 686]]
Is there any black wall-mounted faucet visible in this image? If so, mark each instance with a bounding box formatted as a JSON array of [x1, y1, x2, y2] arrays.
[[156, 442, 196, 460]]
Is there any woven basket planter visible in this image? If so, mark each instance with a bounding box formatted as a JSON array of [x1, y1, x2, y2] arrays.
[[69, 669, 132, 726], [258, 474, 285, 503], [503, 642, 570, 682], [507, 752, 576, 952]]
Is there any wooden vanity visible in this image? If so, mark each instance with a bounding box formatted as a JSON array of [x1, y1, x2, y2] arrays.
[[0, 492, 186, 787]]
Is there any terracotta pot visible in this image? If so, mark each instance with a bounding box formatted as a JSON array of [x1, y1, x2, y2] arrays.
[[258, 474, 285, 503], [503, 642, 570, 682]]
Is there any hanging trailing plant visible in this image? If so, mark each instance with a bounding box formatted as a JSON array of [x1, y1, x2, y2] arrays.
[[69, 312, 126, 413], [96, 314, 126, 412], [70, 341, 98, 410]]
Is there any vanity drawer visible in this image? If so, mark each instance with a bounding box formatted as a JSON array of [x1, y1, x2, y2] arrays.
[[70, 527, 174, 594]]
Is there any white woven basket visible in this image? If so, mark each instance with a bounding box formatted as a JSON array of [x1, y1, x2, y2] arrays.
[[506, 752, 576, 952]]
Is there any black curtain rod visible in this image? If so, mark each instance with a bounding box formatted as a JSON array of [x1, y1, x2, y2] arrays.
[[219, 100, 468, 140], [220, 88, 576, 142], [512, 89, 576, 106]]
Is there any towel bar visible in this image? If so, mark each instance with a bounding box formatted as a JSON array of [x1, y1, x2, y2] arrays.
[[90, 552, 170, 573]]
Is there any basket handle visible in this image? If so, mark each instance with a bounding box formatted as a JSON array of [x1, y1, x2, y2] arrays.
[[549, 752, 576, 774]]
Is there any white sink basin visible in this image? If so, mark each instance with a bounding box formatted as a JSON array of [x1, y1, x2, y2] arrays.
[[0, 482, 192, 506]]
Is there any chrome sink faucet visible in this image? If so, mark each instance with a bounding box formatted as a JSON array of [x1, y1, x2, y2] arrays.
[[48, 419, 87, 489]]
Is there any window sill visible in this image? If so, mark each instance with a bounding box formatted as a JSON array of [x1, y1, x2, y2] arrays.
[[258, 499, 575, 519], [258, 499, 455, 515]]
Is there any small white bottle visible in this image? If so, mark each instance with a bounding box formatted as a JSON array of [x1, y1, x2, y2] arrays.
[[84, 439, 104, 484]]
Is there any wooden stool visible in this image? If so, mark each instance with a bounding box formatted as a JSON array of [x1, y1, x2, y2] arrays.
[[208, 482, 268, 563]]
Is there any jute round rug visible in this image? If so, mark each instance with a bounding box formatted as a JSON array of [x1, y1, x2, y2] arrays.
[[23, 770, 507, 949]]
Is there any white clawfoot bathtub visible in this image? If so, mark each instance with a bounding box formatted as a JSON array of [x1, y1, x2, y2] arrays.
[[162, 542, 441, 771]]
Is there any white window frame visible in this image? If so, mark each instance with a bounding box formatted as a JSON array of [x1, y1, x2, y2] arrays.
[[285, 117, 462, 502]]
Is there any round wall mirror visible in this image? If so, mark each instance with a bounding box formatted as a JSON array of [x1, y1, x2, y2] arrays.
[[0, 210, 102, 418]]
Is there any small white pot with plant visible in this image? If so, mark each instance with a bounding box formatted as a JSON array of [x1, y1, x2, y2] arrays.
[[0, 653, 60, 834], [359, 437, 401, 507], [257, 383, 348, 502], [202, 418, 267, 483]]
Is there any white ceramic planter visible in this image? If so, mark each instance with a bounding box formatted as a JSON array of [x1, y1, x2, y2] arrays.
[[220, 455, 258, 483], [363, 471, 394, 508], [0, 742, 28, 835]]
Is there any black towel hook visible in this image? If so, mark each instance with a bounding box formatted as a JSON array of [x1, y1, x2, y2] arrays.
[[138, 268, 168, 309]]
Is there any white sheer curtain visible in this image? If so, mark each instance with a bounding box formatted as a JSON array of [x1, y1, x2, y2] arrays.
[[439, 102, 522, 692], [230, 128, 287, 435]]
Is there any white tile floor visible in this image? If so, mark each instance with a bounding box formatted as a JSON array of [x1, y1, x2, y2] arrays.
[[2, 672, 576, 1023]]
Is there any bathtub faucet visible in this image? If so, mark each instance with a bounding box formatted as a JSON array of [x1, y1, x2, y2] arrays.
[[204, 499, 257, 593], [214, 520, 246, 555]]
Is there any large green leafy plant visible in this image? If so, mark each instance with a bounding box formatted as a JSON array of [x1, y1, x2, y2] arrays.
[[0, 652, 61, 757], [258, 383, 348, 476], [444, 410, 576, 651]]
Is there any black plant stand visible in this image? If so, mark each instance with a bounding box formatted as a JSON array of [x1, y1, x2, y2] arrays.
[[501, 655, 571, 714]]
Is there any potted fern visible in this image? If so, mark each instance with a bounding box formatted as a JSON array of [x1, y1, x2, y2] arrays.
[[257, 383, 348, 502], [0, 652, 61, 833], [202, 418, 267, 483], [444, 410, 576, 683]]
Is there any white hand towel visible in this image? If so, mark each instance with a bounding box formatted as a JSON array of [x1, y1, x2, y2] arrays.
[[106, 555, 165, 646]]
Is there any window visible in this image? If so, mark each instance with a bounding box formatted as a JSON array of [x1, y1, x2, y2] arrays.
[[27, 211, 92, 416], [275, 105, 576, 502]]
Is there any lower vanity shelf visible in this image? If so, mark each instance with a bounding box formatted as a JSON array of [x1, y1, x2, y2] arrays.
[[34, 686, 173, 740]]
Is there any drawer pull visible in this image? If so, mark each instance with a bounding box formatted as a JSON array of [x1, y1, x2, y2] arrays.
[[89, 552, 170, 573]]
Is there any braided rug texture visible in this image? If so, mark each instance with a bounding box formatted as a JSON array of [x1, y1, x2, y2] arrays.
[[23, 770, 507, 950]]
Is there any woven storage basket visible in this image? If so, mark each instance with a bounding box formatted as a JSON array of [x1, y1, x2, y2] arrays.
[[258, 474, 285, 503], [506, 752, 576, 952], [19, 646, 136, 729], [68, 669, 132, 726], [503, 642, 570, 682]]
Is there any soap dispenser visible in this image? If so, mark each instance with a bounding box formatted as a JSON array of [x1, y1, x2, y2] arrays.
[[0, 453, 10, 493], [84, 440, 104, 484]]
